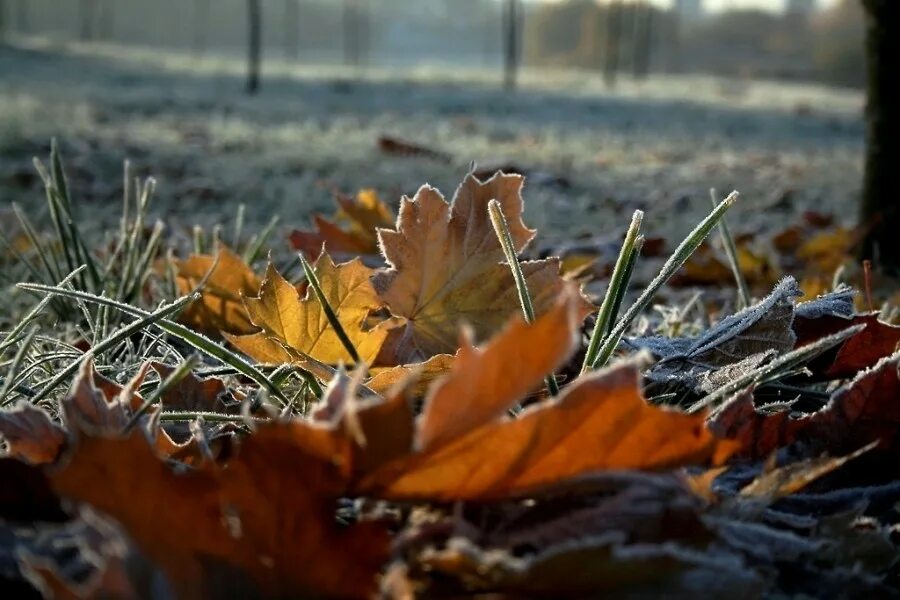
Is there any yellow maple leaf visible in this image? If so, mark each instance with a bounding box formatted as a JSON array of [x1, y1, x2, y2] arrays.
[[373, 172, 593, 363], [228, 253, 387, 366]]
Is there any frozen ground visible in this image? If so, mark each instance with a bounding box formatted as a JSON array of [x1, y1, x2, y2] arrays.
[[0, 36, 865, 250]]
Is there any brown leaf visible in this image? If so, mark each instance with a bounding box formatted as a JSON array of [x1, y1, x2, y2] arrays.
[[373, 172, 592, 362], [174, 245, 262, 336], [795, 312, 900, 378], [377, 135, 450, 161], [0, 403, 66, 465], [709, 353, 900, 458]]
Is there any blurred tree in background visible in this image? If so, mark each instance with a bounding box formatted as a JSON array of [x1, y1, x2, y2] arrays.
[[860, 0, 898, 270]]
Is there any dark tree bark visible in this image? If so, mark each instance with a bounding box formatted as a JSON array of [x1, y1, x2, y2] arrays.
[[246, 0, 262, 94], [859, 0, 899, 269], [284, 0, 299, 61], [503, 0, 520, 91], [0, 1, 7, 37], [603, 1, 624, 87]]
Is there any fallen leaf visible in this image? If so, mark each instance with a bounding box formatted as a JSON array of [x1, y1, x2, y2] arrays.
[[229, 253, 388, 366], [289, 189, 394, 259], [636, 278, 801, 396], [709, 352, 900, 458], [415, 286, 581, 451], [739, 443, 876, 501], [377, 135, 450, 161], [49, 420, 388, 598], [0, 403, 66, 465], [373, 172, 592, 362], [174, 246, 261, 335], [363, 359, 732, 501], [795, 227, 855, 275], [795, 312, 900, 379], [365, 353, 455, 396]]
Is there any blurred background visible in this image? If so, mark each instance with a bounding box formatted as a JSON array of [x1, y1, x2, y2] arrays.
[[0, 1, 869, 254]]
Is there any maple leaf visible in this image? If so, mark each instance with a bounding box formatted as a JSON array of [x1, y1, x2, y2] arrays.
[[793, 301, 900, 378], [246, 289, 734, 502], [46, 375, 388, 598], [709, 352, 900, 458], [0, 403, 66, 465], [174, 245, 261, 335], [373, 172, 593, 363], [289, 189, 394, 259], [228, 253, 388, 366], [365, 353, 455, 396]]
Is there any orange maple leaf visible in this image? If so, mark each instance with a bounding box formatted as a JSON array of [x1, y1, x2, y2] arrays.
[[174, 245, 261, 335], [289, 189, 394, 259]]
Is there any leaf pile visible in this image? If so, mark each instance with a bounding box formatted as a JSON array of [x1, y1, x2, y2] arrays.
[[2, 170, 900, 598]]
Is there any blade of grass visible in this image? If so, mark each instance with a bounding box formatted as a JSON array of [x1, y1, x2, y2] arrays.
[[589, 191, 739, 370], [711, 188, 751, 310], [0, 327, 38, 406], [243, 215, 279, 264], [605, 236, 644, 337], [27, 295, 195, 404], [17, 283, 289, 406], [298, 252, 362, 365], [12, 203, 63, 284], [0, 267, 85, 356], [488, 199, 560, 396], [50, 143, 103, 290], [581, 210, 643, 374], [157, 410, 265, 424]]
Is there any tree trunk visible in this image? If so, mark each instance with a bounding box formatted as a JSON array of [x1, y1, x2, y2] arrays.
[[80, 0, 96, 41], [98, 0, 114, 40], [343, 0, 368, 69], [631, 2, 653, 80], [0, 0, 7, 37], [859, 0, 899, 269], [603, 1, 623, 87], [284, 0, 299, 61], [15, 0, 29, 33], [503, 0, 520, 91], [246, 0, 262, 94], [192, 0, 210, 56]]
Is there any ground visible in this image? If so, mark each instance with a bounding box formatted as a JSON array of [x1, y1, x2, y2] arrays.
[[0, 36, 864, 251]]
